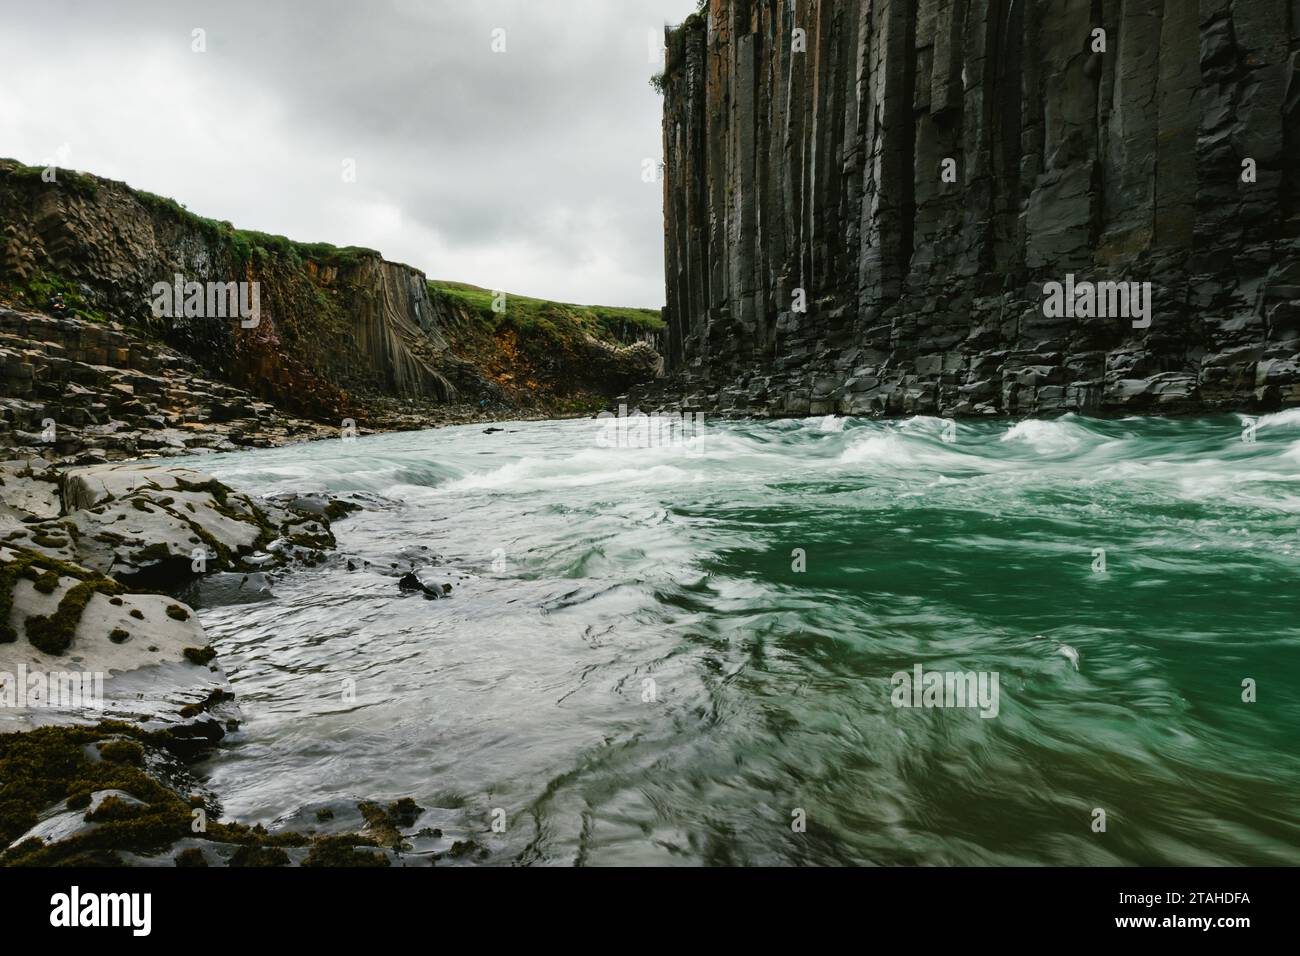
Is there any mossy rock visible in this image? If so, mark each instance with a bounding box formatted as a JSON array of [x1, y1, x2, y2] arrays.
[[0, 721, 393, 867], [85, 794, 148, 824], [98, 740, 145, 766], [178, 688, 232, 719], [1, 546, 123, 652], [301, 836, 390, 868], [227, 844, 290, 867], [174, 847, 208, 867], [182, 646, 216, 666]]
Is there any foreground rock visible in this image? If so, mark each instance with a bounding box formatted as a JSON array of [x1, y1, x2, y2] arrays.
[[0, 723, 439, 866], [0, 460, 419, 865], [0, 461, 346, 740], [3, 461, 338, 587]]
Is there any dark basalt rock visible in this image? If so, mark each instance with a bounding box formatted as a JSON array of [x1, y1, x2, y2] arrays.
[[645, 0, 1300, 419], [397, 569, 452, 599]]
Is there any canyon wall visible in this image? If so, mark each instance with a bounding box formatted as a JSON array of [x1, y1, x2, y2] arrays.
[[652, 0, 1300, 417], [0, 161, 459, 422]]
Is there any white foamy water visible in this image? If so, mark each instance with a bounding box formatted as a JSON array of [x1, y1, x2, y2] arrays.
[[190, 413, 1300, 865]]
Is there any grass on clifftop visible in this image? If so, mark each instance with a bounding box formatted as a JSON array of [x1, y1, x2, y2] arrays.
[[0, 158, 380, 271], [428, 280, 663, 345]]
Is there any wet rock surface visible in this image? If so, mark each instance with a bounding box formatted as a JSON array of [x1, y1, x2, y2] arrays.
[[0, 457, 405, 866], [0, 461, 354, 739], [0, 722, 445, 867]]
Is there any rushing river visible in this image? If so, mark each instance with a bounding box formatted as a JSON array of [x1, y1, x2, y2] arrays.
[[192, 411, 1300, 865]]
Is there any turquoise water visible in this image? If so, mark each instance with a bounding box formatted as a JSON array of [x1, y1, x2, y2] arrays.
[[194, 411, 1300, 865]]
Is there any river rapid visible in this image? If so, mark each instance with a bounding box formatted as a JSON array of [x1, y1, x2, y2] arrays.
[[190, 411, 1300, 865]]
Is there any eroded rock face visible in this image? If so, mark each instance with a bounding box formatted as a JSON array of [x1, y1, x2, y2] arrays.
[[0, 306, 339, 461], [647, 0, 1300, 418], [0, 162, 458, 422]]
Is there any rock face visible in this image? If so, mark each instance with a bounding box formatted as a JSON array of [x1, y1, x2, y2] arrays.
[[0, 161, 457, 422], [0, 305, 337, 460], [0, 161, 663, 429], [649, 0, 1300, 417]]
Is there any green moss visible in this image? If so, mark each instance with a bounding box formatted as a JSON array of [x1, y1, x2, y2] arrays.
[[358, 801, 409, 850], [85, 794, 148, 823], [202, 820, 308, 848], [388, 797, 422, 828], [174, 847, 208, 867], [165, 604, 190, 621], [24, 578, 123, 656], [178, 688, 232, 719], [173, 477, 229, 506], [287, 531, 334, 551], [29, 533, 68, 549], [0, 722, 196, 864], [109, 628, 130, 644], [324, 500, 361, 522], [301, 836, 390, 868], [448, 839, 485, 859], [0, 721, 414, 867], [228, 844, 290, 867], [134, 542, 172, 562], [98, 739, 145, 766], [182, 646, 216, 666], [0, 546, 124, 648], [31, 570, 59, 594]]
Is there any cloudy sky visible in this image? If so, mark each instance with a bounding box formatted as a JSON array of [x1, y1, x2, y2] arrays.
[[0, 0, 698, 308]]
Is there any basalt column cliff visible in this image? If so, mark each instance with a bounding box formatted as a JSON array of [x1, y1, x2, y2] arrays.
[[650, 0, 1300, 417]]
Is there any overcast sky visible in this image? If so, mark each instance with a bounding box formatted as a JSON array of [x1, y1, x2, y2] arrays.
[[0, 0, 698, 308]]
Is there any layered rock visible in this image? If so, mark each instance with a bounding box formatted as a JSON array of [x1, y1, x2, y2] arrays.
[[0, 305, 337, 461], [648, 0, 1300, 417], [0, 161, 461, 422]]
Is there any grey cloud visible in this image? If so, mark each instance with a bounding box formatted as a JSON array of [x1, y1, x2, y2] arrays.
[[1, 0, 697, 306]]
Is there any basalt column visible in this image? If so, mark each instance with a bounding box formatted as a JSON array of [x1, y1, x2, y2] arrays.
[[652, 0, 1300, 417]]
